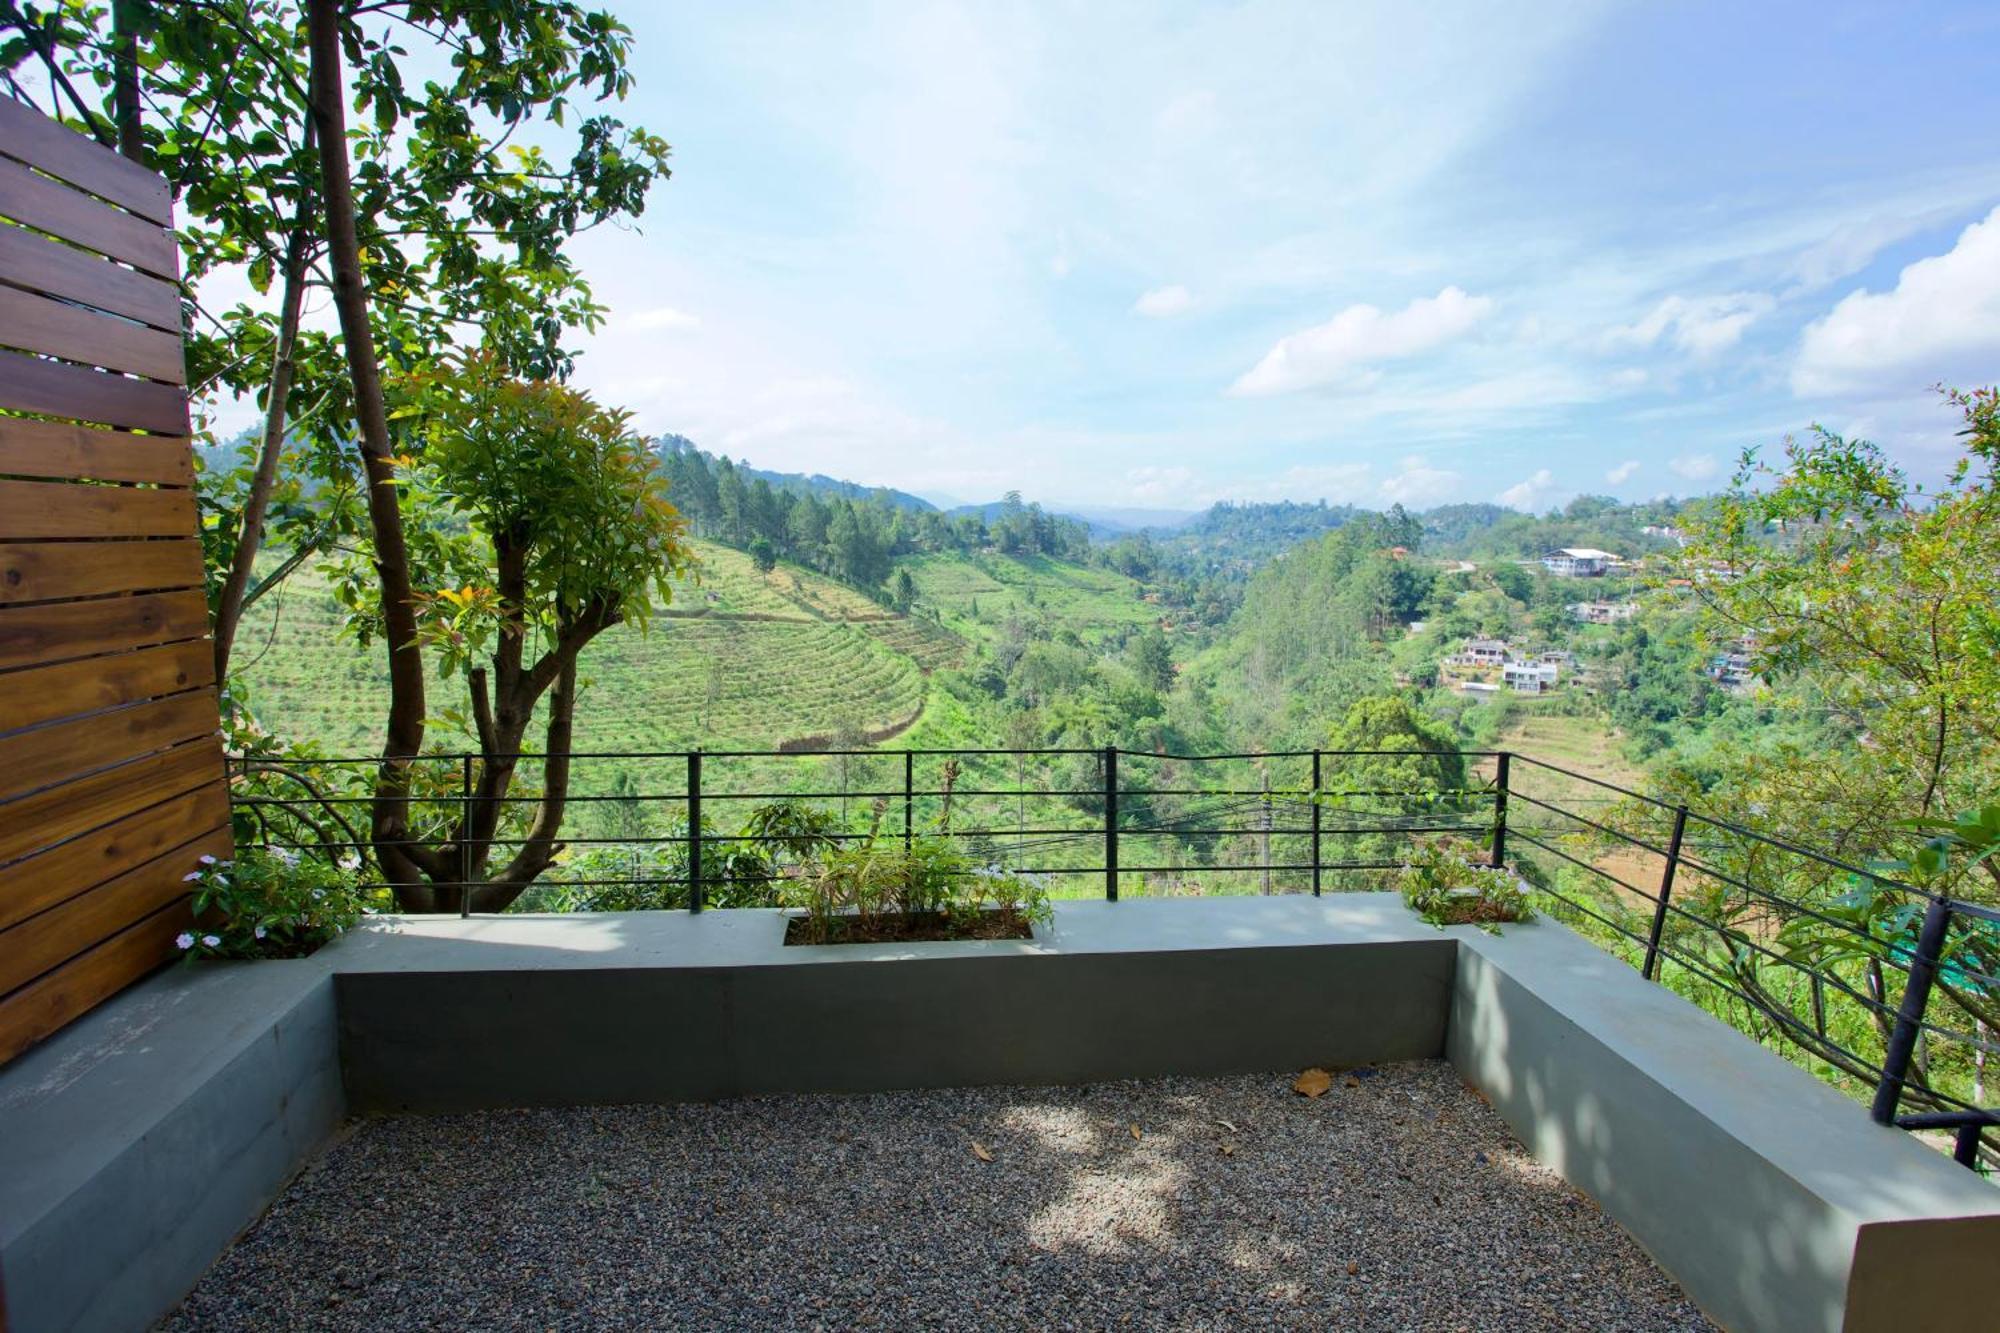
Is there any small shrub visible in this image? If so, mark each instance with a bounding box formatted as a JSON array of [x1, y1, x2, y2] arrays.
[[782, 834, 1051, 944], [1396, 841, 1532, 930], [179, 849, 371, 960]]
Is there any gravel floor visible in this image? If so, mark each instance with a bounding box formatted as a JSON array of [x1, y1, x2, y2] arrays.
[[162, 1061, 1713, 1331]]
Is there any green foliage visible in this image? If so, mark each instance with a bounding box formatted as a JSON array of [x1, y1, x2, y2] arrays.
[[781, 834, 1051, 944], [1679, 388, 2000, 836], [1396, 842, 1531, 930], [374, 352, 693, 676], [179, 850, 370, 960]]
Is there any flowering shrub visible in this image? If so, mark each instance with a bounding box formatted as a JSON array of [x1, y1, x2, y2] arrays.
[[1396, 841, 1532, 931], [178, 849, 372, 960]]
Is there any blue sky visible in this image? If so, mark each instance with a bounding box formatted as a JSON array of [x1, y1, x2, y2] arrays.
[[557, 2, 2000, 511]]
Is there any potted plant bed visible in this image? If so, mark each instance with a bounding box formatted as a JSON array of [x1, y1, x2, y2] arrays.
[[782, 905, 1038, 946], [780, 835, 1052, 945]]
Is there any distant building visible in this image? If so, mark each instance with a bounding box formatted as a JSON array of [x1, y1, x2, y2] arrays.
[[1503, 660, 1560, 694], [1707, 636, 1758, 691], [1569, 600, 1637, 624], [1543, 547, 1618, 577], [1457, 637, 1509, 666]]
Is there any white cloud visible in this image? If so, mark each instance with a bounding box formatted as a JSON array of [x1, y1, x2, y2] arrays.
[[1605, 459, 1640, 485], [1378, 456, 1462, 507], [1784, 211, 1948, 294], [1792, 204, 2000, 397], [1133, 285, 1195, 318], [627, 306, 701, 332], [1229, 286, 1494, 396], [1668, 453, 1720, 482], [1497, 468, 1560, 511], [1608, 292, 1773, 358]]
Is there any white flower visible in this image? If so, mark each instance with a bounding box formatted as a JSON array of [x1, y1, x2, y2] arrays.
[[202, 934, 221, 948], [338, 854, 361, 872], [312, 888, 325, 900], [254, 926, 267, 940], [175, 932, 195, 950], [198, 854, 218, 865], [183, 871, 203, 883]]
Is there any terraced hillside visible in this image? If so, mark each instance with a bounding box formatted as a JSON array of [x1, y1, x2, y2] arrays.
[[233, 539, 958, 763], [904, 551, 1158, 642]]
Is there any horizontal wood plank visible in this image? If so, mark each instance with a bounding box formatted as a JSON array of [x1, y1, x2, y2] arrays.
[[0, 478, 195, 539], [0, 588, 210, 673], [0, 737, 224, 868], [0, 153, 178, 278], [0, 285, 186, 383], [1, 638, 213, 734], [0, 348, 189, 434], [0, 689, 219, 805], [0, 416, 191, 486], [0, 825, 228, 997], [0, 223, 182, 332], [0, 783, 229, 932], [0, 98, 173, 226], [0, 897, 193, 1067], [0, 539, 203, 604]]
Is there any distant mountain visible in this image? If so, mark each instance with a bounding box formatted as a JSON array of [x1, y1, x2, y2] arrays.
[[1070, 506, 1200, 535], [653, 435, 937, 513]]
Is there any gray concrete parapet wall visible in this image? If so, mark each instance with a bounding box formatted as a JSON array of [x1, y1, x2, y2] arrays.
[[329, 896, 1457, 1111], [1449, 920, 2000, 1333], [0, 956, 343, 1333], [0, 894, 1994, 1333]]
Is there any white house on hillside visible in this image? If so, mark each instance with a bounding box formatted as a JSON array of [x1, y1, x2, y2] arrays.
[[1543, 547, 1618, 577]]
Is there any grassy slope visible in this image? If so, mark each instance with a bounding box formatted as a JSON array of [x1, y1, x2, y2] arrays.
[[234, 538, 968, 767], [904, 550, 1158, 645], [234, 543, 1147, 766]]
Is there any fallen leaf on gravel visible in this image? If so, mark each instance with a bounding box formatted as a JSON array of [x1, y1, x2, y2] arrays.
[[1129, 1122, 1143, 1140], [1346, 1261, 1359, 1276], [1293, 1068, 1333, 1098], [971, 1141, 994, 1163], [1215, 1119, 1240, 1133], [1219, 1143, 1236, 1157], [1344, 1076, 1362, 1089]]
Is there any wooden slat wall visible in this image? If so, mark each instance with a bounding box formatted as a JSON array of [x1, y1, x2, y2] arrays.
[[0, 100, 228, 1069]]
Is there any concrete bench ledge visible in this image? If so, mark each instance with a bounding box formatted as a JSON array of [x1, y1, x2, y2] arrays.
[[0, 958, 343, 1333], [1450, 923, 2000, 1333]]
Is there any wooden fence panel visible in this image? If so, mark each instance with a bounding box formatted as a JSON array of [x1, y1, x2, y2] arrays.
[[0, 103, 230, 1068]]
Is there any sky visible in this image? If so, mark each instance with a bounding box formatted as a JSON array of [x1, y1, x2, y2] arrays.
[[546, 0, 2000, 513]]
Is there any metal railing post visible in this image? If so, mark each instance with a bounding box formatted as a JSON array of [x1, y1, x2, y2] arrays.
[[904, 750, 915, 855], [1310, 749, 1322, 897], [687, 750, 704, 914], [1642, 805, 1689, 981], [1104, 744, 1119, 902], [458, 753, 473, 919], [1871, 896, 1954, 1125], [1488, 751, 1510, 869]]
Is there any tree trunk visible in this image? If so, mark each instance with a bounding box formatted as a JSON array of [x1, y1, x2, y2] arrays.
[[305, 0, 430, 887], [111, 0, 144, 161], [470, 655, 584, 912], [212, 215, 312, 681]]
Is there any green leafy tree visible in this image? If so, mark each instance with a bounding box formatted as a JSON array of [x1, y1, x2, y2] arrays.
[[341, 353, 692, 910], [1129, 628, 1174, 693], [748, 535, 778, 575], [1680, 389, 2000, 832]]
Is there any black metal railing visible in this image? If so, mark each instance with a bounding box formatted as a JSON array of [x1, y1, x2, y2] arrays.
[[227, 744, 1998, 1171]]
